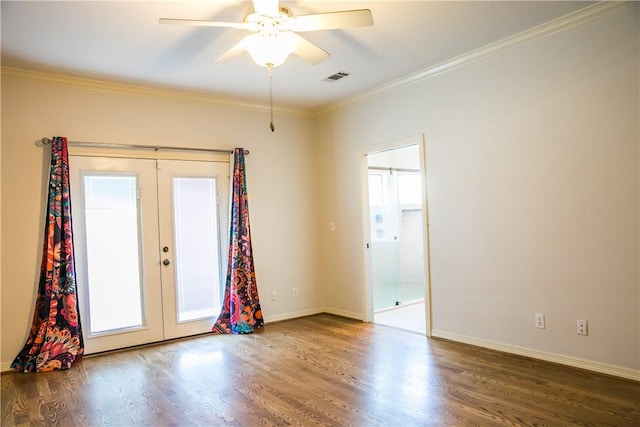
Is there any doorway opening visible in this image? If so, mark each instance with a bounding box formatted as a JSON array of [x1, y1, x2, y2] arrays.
[[361, 136, 430, 335]]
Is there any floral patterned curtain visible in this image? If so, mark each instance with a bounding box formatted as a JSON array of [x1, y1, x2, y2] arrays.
[[212, 148, 263, 334], [12, 136, 84, 372]]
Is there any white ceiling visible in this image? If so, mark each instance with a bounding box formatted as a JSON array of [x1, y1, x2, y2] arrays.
[[1, 1, 595, 111]]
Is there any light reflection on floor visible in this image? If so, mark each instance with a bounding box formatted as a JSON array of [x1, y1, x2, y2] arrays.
[[374, 301, 426, 334]]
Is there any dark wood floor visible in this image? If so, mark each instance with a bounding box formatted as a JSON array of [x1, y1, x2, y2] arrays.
[[2, 314, 639, 426]]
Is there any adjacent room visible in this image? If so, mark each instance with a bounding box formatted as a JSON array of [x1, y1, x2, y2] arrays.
[[2, 1, 638, 425]]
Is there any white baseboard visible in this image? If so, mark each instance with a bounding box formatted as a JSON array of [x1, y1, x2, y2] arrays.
[[5, 319, 636, 382], [320, 307, 364, 321], [432, 329, 640, 382], [264, 307, 326, 324], [265, 306, 363, 323]]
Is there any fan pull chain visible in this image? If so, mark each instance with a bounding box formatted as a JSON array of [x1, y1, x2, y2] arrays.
[[268, 64, 275, 132]]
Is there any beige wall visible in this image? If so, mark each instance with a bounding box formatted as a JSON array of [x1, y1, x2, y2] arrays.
[[1, 74, 321, 367], [315, 4, 639, 372]]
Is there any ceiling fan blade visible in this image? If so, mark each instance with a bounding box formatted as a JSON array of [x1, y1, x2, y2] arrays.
[[290, 33, 330, 65], [252, 0, 279, 17], [290, 9, 373, 32], [214, 39, 247, 63], [159, 18, 252, 30]]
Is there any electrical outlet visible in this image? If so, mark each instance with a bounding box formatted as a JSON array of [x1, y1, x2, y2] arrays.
[[271, 290, 277, 301], [577, 319, 588, 336], [292, 288, 298, 298], [535, 313, 545, 329]]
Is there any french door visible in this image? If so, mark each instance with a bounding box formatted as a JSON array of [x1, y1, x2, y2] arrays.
[[70, 156, 229, 354]]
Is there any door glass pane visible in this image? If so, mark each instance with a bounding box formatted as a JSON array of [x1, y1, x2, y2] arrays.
[[368, 173, 384, 206], [173, 177, 221, 322], [84, 175, 143, 333], [368, 171, 401, 310], [397, 173, 422, 205]]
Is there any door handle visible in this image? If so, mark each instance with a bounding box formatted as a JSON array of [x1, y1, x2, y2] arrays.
[[162, 259, 171, 266]]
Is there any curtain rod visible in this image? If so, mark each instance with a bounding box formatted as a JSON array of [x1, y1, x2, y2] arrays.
[[39, 137, 249, 155], [368, 166, 420, 173]]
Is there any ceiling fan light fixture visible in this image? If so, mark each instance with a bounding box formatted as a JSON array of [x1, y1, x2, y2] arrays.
[[243, 31, 296, 67]]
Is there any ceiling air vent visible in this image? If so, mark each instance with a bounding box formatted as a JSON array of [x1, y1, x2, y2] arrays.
[[323, 71, 351, 83]]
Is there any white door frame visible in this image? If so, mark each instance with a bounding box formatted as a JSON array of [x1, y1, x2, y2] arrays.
[[69, 147, 231, 354], [357, 134, 433, 337], [157, 159, 230, 340], [70, 156, 165, 354]]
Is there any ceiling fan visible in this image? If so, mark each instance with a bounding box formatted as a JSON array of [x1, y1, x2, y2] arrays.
[[159, 0, 373, 68]]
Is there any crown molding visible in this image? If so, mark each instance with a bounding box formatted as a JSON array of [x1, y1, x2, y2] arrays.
[[315, 1, 632, 116], [1, 67, 310, 117], [2, 2, 630, 118]]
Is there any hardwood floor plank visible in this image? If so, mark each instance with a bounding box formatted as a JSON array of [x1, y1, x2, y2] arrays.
[[2, 314, 639, 426]]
